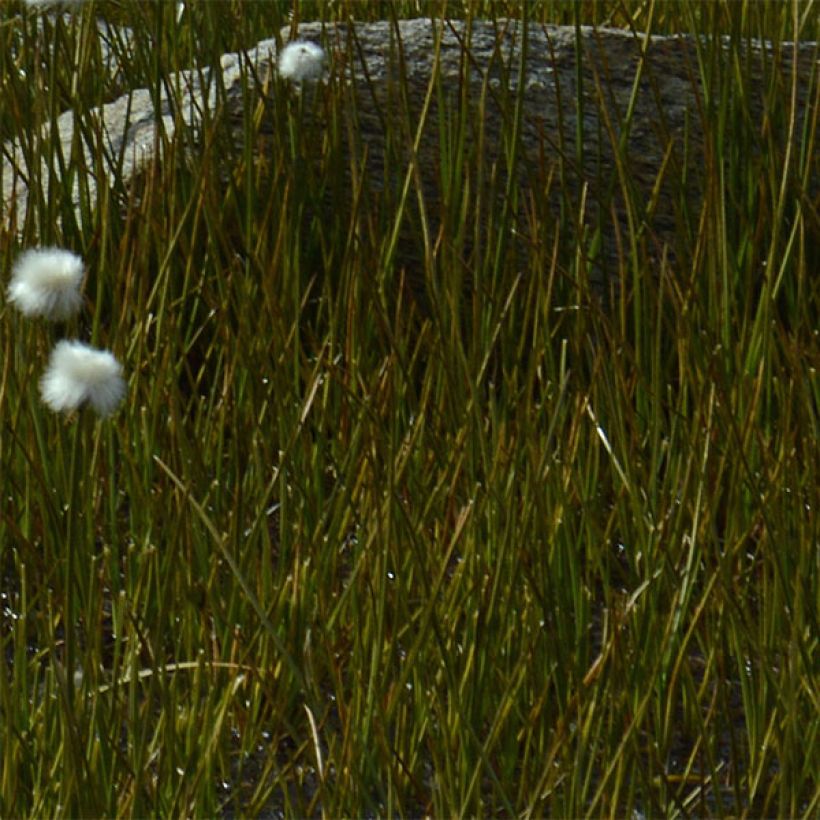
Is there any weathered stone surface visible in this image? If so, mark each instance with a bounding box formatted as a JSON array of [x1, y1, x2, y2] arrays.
[[1, 31, 261, 234], [3, 19, 816, 272]]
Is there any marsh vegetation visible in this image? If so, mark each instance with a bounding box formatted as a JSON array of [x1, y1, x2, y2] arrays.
[[1, 1, 817, 815]]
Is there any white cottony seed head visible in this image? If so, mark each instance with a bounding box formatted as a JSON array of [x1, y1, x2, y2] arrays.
[[7, 247, 84, 321], [40, 340, 126, 418], [277, 41, 326, 82]]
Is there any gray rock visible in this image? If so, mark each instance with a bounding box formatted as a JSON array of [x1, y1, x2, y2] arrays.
[[3, 19, 816, 275], [1, 33, 265, 235]]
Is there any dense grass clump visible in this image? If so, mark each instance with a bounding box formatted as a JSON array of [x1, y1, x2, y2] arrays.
[[1, 1, 817, 816]]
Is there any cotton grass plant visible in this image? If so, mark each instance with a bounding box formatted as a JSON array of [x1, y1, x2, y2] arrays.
[[5, 247, 123, 417], [277, 40, 327, 82], [0, 1, 817, 817], [40, 339, 125, 417], [7, 247, 84, 321]]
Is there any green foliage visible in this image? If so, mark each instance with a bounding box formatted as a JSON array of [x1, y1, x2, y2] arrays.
[[0, 0, 817, 816]]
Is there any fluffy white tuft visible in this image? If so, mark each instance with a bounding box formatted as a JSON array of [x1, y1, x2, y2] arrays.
[[277, 40, 326, 82], [8, 247, 84, 321], [40, 340, 126, 418]]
